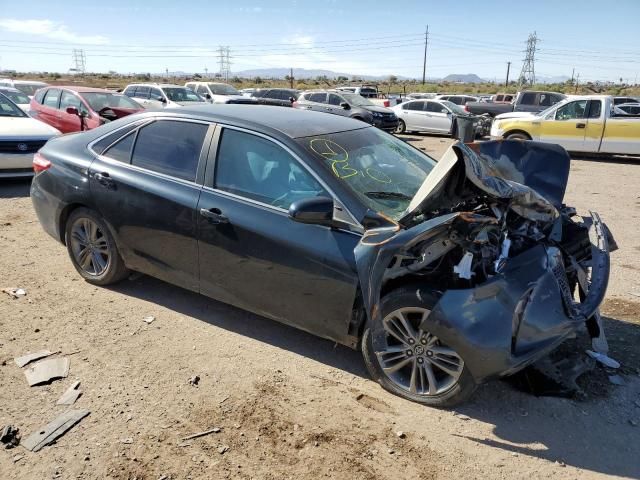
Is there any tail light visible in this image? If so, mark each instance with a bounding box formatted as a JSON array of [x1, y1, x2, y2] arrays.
[[33, 152, 51, 173], [383, 100, 390, 107], [464, 105, 469, 112]]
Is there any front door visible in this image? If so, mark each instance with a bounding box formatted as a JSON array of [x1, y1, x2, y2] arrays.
[[540, 100, 588, 151], [425, 101, 453, 133], [58, 90, 88, 133], [89, 118, 212, 291], [197, 127, 360, 342]]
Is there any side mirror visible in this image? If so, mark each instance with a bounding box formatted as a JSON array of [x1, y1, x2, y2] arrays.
[[157, 96, 167, 103], [441, 108, 449, 114], [288, 197, 334, 226], [204, 93, 212, 100], [66, 106, 79, 116], [340, 102, 350, 110]]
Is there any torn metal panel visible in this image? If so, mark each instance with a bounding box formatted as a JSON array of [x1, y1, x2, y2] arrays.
[[24, 357, 70, 386], [14, 350, 56, 368], [56, 381, 82, 405], [22, 409, 90, 452]]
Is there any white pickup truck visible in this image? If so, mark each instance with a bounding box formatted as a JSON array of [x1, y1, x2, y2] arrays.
[[491, 95, 640, 155]]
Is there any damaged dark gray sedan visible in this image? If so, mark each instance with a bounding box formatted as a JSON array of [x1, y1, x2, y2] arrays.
[[30, 105, 614, 406]]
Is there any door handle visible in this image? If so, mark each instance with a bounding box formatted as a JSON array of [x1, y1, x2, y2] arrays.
[[576, 123, 586, 129], [200, 207, 229, 224], [94, 172, 115, 189]]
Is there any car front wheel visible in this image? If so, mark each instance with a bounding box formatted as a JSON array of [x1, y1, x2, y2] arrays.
[[395, 119, 406, 134], [361, 286, 476, 407], [65, 207, 129, 286]]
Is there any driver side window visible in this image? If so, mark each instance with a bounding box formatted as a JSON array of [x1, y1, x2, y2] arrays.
[[555, 100, 588, 121], [215, 129, 329, 209]]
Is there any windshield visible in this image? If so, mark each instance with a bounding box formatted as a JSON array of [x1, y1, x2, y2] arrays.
[[1, 90, 29, 105], [209, 83, 239, 95], [340, 92, 374, 107], [0, 93, 26, 117], [298, 128, 436, 220], [163, 87, 203, 102], [80, 92, 141, 111], [441, 100, 467, 115], [15, 83, 45, 96]]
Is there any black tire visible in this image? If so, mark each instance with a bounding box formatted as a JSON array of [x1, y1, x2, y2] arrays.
[[505, 132, 531, 141], [395, 119, 406, 134], [361, 285, 476, 407], [64, 207, 129, 286]]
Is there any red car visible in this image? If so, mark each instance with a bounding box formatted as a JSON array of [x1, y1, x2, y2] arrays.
[[30, 86, 143, 133]]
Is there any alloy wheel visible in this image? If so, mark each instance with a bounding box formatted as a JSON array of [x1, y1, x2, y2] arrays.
[[375, 307, 464, 396], [69, 217, 111, 276]]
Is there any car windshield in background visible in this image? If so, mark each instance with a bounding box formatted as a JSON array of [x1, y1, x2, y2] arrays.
[[80, 93, 141, 111], [164, 87, 202, 102], [441, 101, 466, 115], [340, 92, 374, 107], [15, 84, 44, 96], [1, 90, 30, 105], [209, 83, 240, 95], [0, 93, 26, 117], [298, 127, 436, 220]]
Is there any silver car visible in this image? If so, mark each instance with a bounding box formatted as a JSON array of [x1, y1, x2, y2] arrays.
[[0, 92, 60, 178]]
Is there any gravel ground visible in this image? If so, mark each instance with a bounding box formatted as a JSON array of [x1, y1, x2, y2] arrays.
[[1, 136, 639, 480]]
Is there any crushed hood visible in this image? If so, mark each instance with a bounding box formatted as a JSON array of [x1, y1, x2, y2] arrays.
[[400, 140, 571, 226]]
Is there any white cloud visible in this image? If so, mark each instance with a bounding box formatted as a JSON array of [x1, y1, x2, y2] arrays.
[[0, 19, 109, 44]]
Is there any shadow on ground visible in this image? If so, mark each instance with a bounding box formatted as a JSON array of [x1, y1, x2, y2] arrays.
[[111, 274, 640, 478], [0, 178, 31, 198]]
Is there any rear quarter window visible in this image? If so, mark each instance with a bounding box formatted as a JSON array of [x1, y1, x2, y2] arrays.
[[34, 89, 46, 104]]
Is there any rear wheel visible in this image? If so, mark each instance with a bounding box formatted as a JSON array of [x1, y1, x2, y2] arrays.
[[362, 286, 476, 407], [65, 208, 129, 286], [395, 119, 406, 134]]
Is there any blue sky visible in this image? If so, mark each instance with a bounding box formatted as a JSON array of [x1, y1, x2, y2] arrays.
[[0, 0, 638, 82]]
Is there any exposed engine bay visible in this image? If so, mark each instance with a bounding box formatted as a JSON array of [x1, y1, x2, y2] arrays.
[[355, 140, 616, 384]]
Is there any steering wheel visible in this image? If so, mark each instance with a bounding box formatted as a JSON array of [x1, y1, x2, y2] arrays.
[[98, 107, 117, 120]]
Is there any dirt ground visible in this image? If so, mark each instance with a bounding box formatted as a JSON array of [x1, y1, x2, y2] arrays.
[[1, 135, 639, 480]]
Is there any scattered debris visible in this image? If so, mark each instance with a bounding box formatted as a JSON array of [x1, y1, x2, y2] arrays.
[[181, 427, 221, 442], [2, 287, 26, 299], [14, 350, 56, 368], [12, 454, 24, 463], [586, 350, 621, 369], [608, 374, 626, 386], [24, 357, 70, 386], [396, 431, 406, 439], [555, 460, 566, 467], [22, 409, 90, 452], [120, 437, 134, 444], [143, 316, 155, 324], [629, 291, 640, 298], [217, 445, 229, 454], [1, 425, 20, 449], [188, 375, 200, 386], [453, 413, 471, 421], [56, 381, 82, 405]]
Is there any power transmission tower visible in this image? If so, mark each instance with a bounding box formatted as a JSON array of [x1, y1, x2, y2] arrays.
[[217, 46, 231, 82], [518, 32, 537, 86], [421, 25, 429, 85], [71, 49, 86, 75]]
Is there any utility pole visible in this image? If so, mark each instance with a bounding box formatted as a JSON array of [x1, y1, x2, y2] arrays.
[[570, 67, 575, 85], [204, 67, 208, 78], [421, 25, 429, 85], [574, 73, 580, 94], [289, 68, 294, 88], [165, 67, 169, 79], [505, 61, 511, 87], [518, 32, 537, 86]]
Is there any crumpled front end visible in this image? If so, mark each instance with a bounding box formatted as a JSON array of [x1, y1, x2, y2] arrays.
[[355, 140, 614, 383]]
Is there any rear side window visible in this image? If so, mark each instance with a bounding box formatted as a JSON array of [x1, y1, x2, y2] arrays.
[[587, 100, 602, 119], [426, 102, 445, 113], [133, 86, 149, 99], [123, 86, 136, 97], [277, 90, 293, 100], [519, 92, 536, 105], [215, 129, 328, 209], [404, 101, 424, 111], [92, 123, 145, 154], [131, 120, 208, 181], [308, 93, 327, 103], [43, 89, 61, 108], [34, 89, 46, 104], [103, 132, 135, 163]]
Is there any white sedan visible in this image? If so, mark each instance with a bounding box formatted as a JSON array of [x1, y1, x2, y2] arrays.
[[392, 99, 476, 136], [0, 92, 60, 178], [0, 86, 32, 113]]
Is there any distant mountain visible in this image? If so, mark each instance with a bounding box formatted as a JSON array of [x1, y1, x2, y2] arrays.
[[442, 73, 485, 84], [232, 68, 409, 81], [535, 75, 571, 84]]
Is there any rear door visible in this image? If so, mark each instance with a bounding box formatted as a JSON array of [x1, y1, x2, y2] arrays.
[[196, 126, 360, 342], [36, 88, 62, 129], [401, 101, 426, 130], [583, 100, 605, 152], [306, 92, 328, 112], [539, 99, 588, 151], [89, 118, 213, 291]]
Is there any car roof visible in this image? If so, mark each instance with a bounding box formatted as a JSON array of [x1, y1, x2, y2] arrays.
[[127, 83, 187, 88], [0, 86, 24, 93], [152, 104, 367, 138], [49, 86, 119, 93], [12, 80, 48, 85]]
